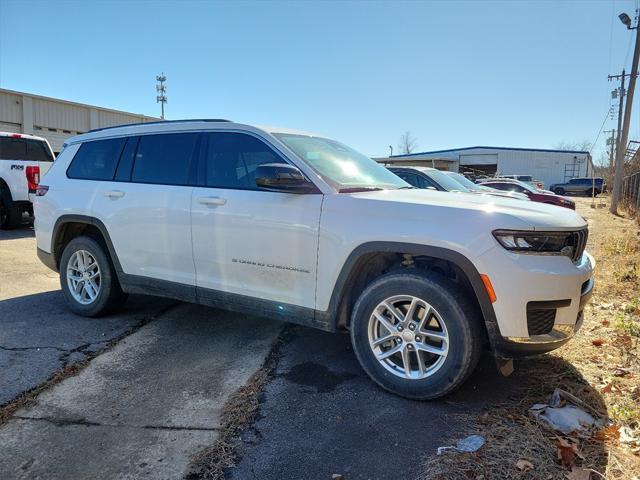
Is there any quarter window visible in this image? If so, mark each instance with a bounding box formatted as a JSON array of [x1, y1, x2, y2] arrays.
[[131, 133, 199, 185], [202, 133, 286, 190], [67, 138, 126, 180]]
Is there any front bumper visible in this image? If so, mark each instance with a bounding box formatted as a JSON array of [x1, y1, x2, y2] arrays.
[[475, 247, 595, 357]]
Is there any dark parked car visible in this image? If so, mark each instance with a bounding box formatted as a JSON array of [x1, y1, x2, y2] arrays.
[[549, 177, 605, 196], [479, 179, 575, 209]]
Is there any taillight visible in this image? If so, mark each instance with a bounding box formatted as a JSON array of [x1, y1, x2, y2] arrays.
[[36, 185, 49, 196], [26, 165, 40, 191]]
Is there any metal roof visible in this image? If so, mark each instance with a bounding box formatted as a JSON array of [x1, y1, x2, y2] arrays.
[[390, 145, 591, 157]]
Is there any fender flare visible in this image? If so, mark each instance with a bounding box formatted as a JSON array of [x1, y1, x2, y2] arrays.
[[323, 241, 500, 343], [51, 214, 123, 272]]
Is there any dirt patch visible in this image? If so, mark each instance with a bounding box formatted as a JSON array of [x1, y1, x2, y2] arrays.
[[422, 197, 640, 480], [185, 327, 293, 480], [0, 302, 178, 426]]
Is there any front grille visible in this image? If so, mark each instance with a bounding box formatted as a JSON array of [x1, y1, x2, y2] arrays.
[[567, 228, 588, 263], [527, 308, 556, 335]]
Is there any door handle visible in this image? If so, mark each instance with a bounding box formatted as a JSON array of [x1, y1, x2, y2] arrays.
[[198, 196, 227, 206], [104, 190, 125, 198]]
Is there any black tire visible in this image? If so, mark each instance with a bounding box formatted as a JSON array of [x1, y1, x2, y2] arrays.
[[0, 188, 23, 230], [59, 235, 127, 317], [350, 270, 484, 400], [586, 188, 597, 197], [553, 187, 565, 195]]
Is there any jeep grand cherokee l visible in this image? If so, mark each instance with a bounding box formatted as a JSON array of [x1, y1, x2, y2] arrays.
[[34, 120, 595, 399]]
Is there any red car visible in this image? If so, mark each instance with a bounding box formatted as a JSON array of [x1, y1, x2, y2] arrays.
[[479, 179, 575, 209]]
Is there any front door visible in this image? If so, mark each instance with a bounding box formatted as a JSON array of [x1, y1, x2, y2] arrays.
[[191, 131, 322, 310]]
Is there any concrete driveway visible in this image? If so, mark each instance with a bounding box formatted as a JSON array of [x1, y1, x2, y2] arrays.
[[0, 226, 281, 479]]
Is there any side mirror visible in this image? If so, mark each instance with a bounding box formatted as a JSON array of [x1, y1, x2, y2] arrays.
[[255, 163, 318, 193]]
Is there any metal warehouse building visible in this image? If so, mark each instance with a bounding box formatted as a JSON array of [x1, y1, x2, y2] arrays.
[[376, 146, 595, 188], [0, 88, 159, 154]]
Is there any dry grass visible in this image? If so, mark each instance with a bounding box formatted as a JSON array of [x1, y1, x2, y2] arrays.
[[422, 197, 640, 480], [185, 328, 291, 480]]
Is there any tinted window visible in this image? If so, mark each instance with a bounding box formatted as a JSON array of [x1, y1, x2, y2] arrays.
[[67, 138, 126, 180], [0, 137, 54, 162], [114, 137, 139, 182], [203, 133, 285, 190], [132, 133, 198, 185]]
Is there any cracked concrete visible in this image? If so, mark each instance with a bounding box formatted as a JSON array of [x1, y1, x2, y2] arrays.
[[1, 225, 282, 479], [0, 227, 176, 405], [0, 304, 281, 479]]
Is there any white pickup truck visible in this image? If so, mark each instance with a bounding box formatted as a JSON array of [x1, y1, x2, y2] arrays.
[[0, 132, 55, 229]]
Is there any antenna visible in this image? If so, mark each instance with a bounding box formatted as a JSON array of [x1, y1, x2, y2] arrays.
[[156, 73, 167, 119]]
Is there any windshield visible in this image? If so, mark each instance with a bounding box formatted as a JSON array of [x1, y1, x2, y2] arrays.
[[445, 172, 490, 191], [424, 169, 470, 192], [273, 133, 408, 191]]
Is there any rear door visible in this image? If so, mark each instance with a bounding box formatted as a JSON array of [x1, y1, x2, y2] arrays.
[[89, 133, 199, 289], [191, 131, 322, 310]]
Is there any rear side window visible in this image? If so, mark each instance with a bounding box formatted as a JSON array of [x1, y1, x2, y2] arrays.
[[67, 138, 126, 180], [132, 133, 199, 185], [202, 132, 286, 190], [0, 137, 54, 162]]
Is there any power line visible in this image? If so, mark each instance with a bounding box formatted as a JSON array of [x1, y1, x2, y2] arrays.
[[588, 106, 614, 154]]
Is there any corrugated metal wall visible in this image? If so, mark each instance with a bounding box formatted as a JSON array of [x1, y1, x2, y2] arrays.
[[0, 89, 159, 153]]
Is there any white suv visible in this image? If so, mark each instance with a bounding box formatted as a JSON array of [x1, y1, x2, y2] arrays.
[[34, 120, 595, 399]]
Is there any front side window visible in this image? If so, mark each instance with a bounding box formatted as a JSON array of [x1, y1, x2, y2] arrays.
[[67, 138, 126, 180], [202, 132, 286, 190], [0, 137, 54, 162], [274, 133, 407, 191], [132, 133, 198, 185]]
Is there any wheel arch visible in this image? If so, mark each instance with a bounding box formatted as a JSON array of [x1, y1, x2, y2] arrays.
[[51, 215, 122, 272], [322, 242, 500, 345]]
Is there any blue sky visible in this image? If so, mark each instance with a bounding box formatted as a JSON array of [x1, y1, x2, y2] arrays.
[[1, 0, 639, 161]]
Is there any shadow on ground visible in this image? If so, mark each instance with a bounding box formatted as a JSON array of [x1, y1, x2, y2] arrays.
[[0, 290, 174, 406]]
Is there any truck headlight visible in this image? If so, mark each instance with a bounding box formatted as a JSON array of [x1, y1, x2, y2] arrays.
[[492, 230, 573, 255]]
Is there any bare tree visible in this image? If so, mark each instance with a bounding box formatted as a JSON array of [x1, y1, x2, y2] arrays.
[[398, 131, 418, 154], [553, 140, 592, 152]]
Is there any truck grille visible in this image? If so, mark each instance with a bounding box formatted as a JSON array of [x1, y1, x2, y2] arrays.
[[527, 308, 556, 336], [567, 228, 588, 263]]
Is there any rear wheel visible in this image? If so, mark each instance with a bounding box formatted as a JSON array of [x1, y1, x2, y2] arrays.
[[553, 187, 565, 195], [60, 236, 127, 317], [0, 189, 22, 230], [350, 271, 483, 399]]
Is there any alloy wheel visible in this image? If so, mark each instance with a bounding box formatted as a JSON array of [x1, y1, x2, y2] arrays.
[[66, 249, 101, 305], [368, 295, 449, 379]]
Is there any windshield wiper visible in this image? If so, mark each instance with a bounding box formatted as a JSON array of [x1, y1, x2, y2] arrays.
[[339, 186, 385, 193]]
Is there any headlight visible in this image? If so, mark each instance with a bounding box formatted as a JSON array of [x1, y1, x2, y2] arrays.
[[492, 230, 573, 255]]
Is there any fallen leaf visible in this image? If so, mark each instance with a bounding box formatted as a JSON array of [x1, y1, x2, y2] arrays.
[[566, 466, 591, 480], [593, 424, 620, 441], [592, 338, 606, 347], [556, 437, 580, 469], [516, 459, 534, 472], [600, 383, 623, 395], [601, 319, 610, 327], [613, 367, 634, 377]]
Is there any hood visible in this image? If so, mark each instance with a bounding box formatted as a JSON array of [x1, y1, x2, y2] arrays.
[[348, 189, 587, 231]]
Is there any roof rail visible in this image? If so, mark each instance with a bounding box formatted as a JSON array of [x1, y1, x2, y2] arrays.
[[88, 118, 232, 134]]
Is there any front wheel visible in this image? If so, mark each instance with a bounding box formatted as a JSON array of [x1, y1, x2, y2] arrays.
[[350, 271, 484, 400], [60, 236, 127, 317]]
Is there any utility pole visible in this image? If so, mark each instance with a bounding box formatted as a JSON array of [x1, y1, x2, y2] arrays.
[[611, 12, 640, 214], [156, 73, 167, 120], [605, 129, 617, 172]]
